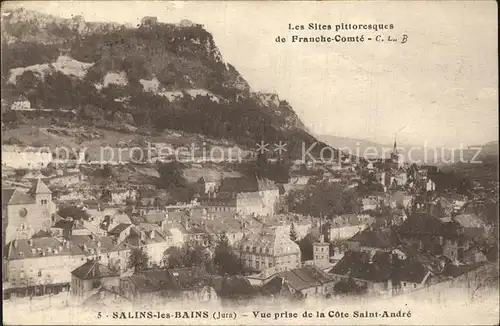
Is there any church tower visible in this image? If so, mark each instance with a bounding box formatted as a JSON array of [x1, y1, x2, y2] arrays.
[[313, 235, 330, 267], [391, 138, 404, 169], [28, 178, 55, 215]]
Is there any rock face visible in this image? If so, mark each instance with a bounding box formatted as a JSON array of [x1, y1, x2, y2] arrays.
[[1, 8, 333, 158]]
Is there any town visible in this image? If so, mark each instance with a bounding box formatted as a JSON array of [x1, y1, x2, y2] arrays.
[[2, 138, 498, 310]]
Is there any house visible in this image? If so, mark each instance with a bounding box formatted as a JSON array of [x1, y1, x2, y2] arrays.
[[200, 176, 280, 217], [346, 226, 401, 253], [311, 235, 330, 269], [123, 223, 173, 266], [71, 259, 120, 301], [165, 266, 218, 302], [329, 249, 433, 297], [102, 188, 137, 205], [2, 145, 53, 169], [265, 265, 336, 299], [119, 269, 167, 305], [212, 275, 259, 305], [52, 217, 89, 238], [140, 16, 158, 27], [45, 171, 84, 188], [397, 212, 487, 265], [238, 227, 301, 273], [100, 213, 132, 233], [451, 213, 488, 238], [203, 217, 244, 247], [2, 179, 56, 245], [3, 231, 133, 292], [196, 176, 222, 194], [361, 198, 378, 212], [389, 190, 413, 209], [426, 179, 436, 192], [10, 95, 31, 111], [327, 214, 373, 241]]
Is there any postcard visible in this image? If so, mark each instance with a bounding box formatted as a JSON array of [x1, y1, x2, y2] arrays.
[[1, 1, 498, 325]]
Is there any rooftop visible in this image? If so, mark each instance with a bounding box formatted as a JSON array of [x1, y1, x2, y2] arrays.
[[219, 176, 278, 193], [347, 227, 400, 249], [71, 259, 119, 280], [278, 265, 334, 291]]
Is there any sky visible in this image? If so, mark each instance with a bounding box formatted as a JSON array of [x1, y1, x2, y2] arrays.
[[5, 1, 498, 148]]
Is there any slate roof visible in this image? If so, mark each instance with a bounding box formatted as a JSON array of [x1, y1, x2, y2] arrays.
[[240, 227, 300, 256], [167, 266, 212, 291], [126, 274, 162, 293], [108, 223, 132, 235], [329, 251, 393, 283], [71, 259, 119, 280], [2, 188, 35, 205], [347, 227, 400, 249], [278, 265, 334, 291], [214, 276, 258, 299], [4, 237, 70, 260], [219, 176, 278, 193], [453, 214, 487, 229], [28, 179, 52, 195], [53, 219, 77, 230], [330, 249, 431, 285]]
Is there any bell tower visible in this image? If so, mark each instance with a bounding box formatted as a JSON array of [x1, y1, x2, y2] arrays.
[[29, 178, 55, 215]]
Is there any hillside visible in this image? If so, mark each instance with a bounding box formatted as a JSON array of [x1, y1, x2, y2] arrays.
[[1, 8, 332, 160]]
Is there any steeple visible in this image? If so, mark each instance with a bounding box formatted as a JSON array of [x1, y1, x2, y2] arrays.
[[29, 178, 52, 195], [393, 138, 397, 154]]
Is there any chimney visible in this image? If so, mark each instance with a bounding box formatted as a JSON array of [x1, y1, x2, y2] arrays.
[[150, 231, 155, 239], [319, 235, 324, 243], [28, 239, 33, 247]]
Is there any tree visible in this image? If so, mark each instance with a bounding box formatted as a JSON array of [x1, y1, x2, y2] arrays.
[[289, 221, 298, 243], [213, 232, 242, 276], [157, 162, 188, 189], [162, 244, 209, 269], [298, 235, 314, 261], [128, 247, 150, 271], [101, 164, 117, 178], [163, 246, 186, 269], [57, 205, 90, 220]]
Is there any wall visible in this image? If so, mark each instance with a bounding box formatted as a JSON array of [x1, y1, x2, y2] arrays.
[[5, 201, 55, 244], [6, 254, 85, 287]]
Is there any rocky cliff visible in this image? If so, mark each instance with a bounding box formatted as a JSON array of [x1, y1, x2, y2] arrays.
[[1, 8, 333, 158]]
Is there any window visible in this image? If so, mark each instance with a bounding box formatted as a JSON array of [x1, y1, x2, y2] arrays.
[[38, 270, 42, 277], [403, 282, 407, 286], [413, 284, 417, 288]]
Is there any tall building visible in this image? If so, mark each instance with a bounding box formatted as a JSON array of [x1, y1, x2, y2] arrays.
[[2, 179, 56, 245], [200, 176, 280, 216], [238, 227, 300, 272], [312, 235, 330, 268]]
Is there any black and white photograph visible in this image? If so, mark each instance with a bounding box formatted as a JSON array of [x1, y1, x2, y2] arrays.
[[1, 1, 498, 325]]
